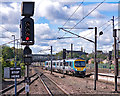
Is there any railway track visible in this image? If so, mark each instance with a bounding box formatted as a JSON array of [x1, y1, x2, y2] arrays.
[[35, 69, 69, 96], [1, 73, 38, 95]]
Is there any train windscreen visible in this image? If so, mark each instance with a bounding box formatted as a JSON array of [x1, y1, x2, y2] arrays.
[[75, 61, 85, 67]]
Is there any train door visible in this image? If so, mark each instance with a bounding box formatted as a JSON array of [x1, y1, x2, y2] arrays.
[[60, 62, 63, 70], [65, 62, 69, 71], [68, 61, 72, 71]]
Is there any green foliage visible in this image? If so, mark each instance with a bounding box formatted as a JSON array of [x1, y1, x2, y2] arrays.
[[2, 46, 14, 60], [81, 54, 89, 63], [10, 60, 14, 67], [88, 53, 94, 58], [20, 62, 25, 76], [1, 45, 24, 78], [97, 54, 107, 60], [91, 60, 94, 64], [55, 51, 63, 59], [72, 53, 80, 58], [55, 50, 81, 59]]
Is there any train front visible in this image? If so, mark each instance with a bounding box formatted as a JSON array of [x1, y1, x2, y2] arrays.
[[74, 59, 86, 76]]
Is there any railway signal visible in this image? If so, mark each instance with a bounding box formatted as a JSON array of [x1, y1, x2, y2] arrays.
[[20, 17, 34, 45], [63, 49, 66, 59], [20, 2, 34, 45], [20, 2, 35, 96], [63, 49, 66, 78]]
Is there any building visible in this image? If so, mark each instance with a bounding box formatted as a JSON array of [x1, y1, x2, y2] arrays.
[[66, 50, 88, 56], [88, 58, 94, 64]]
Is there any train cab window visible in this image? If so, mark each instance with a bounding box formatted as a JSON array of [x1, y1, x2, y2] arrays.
[[46, 62, 48, 65], [75, 61, 85, 67]]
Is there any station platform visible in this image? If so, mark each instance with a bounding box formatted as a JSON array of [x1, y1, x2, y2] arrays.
[[90, 73, 120, 85]]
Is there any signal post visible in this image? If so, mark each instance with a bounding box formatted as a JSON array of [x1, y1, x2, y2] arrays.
[[63, 49, 66, 78], [20, 2, 35, 96]]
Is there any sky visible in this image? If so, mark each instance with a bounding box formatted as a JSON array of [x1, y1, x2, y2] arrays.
[[0, 0, 119, 54]]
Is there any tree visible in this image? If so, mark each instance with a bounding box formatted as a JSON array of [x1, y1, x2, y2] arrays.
[[1, 46, 24, 78], [81, 54, 89, 63], [2, 46, 14, 60], [55, 51, 63, 59]]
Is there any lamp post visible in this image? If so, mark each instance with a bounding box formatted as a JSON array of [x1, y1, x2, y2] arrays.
[[12, 35, 17, 96]]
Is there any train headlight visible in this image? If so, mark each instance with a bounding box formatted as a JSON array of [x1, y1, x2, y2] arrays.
[[75, 68, 77, 71]]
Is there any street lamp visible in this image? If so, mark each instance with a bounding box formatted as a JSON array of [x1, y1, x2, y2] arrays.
[[99, 31, 103, 36]]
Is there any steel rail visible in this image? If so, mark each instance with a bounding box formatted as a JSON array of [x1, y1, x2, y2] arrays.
[[38, 74, 52, 96], [38, 72, 69, 96], [0, 73, 37, 94], [16, 76, 39, 96]]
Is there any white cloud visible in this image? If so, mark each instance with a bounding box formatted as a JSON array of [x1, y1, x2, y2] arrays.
[[0, 1, 118, 54], [1, 2, 21, 24]]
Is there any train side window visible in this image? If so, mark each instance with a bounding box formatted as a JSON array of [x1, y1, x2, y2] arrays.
[[53, 62, 55, 66], [57, 62, 59, 66], [60, 62, 62, 66]]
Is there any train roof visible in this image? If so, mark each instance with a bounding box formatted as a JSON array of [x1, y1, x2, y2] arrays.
[[45, 58, 85, 62]]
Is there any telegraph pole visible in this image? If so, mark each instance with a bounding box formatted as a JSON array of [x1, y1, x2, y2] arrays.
[[112, 16, 118, 92], [51, 46, 53, 74], [94, 27, 98, 90], [113, 29, 118, 92], [63, 49, 66, 77], [71, 44, 73, 59]]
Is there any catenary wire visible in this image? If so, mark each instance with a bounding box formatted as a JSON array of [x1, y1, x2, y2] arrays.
[[68, 0, 106, 31], [62, 0, 84, 27]]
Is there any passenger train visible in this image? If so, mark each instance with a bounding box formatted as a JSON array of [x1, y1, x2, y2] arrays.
[[45, 58, 86, 76]]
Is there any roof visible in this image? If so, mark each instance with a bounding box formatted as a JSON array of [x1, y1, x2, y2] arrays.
[[45, 58, 85, 62]]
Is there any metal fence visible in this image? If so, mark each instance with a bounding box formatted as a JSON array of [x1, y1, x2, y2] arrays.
[[86, 63, 120, 70]]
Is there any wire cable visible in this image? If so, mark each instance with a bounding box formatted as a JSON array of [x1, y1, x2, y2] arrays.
[[58, 0, 106, 39], [62, 0, 84, 27], [57, 0, 84, 38], [68, 0, 106, 31], [83, 16, 119, 37]]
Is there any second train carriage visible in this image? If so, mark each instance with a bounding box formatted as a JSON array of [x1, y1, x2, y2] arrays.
[[45, 58, 86, 76]]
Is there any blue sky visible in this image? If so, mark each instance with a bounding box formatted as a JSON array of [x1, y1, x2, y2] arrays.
[[0, 0, 119, 54]]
